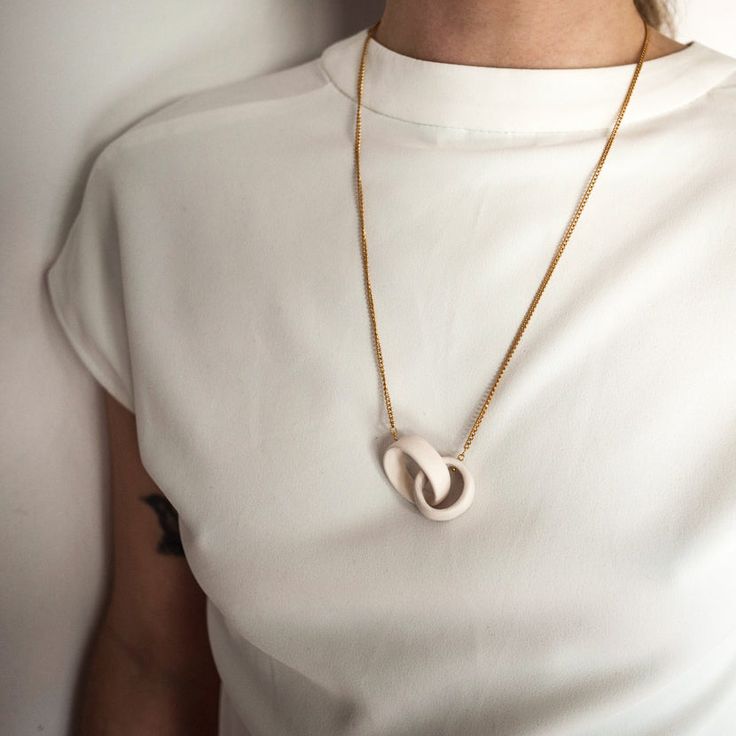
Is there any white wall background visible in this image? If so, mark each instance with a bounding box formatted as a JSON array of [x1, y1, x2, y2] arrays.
[[0, 1, 733, 734]]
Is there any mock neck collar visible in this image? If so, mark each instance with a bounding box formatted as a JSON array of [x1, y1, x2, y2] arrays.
[[319, 26, 736, 133]]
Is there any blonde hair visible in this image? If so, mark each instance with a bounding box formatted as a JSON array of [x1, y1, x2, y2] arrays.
[[634, 0, 675, 33]]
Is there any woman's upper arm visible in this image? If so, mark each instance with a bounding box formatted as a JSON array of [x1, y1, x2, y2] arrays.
[[87, 393, 219, 734], [98, 390, 219, 703]]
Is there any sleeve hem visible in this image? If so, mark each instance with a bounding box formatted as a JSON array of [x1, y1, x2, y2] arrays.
[[46, 261, 136, 414]]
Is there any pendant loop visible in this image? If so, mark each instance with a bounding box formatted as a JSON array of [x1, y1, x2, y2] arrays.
[[413, 457, 475, 522], [382, 434, 475, 521], [382, 435, 451, 506]]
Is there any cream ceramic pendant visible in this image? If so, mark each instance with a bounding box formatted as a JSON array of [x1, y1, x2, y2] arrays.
[[356, 19, 649, 523], [382, 435, 475, 521]]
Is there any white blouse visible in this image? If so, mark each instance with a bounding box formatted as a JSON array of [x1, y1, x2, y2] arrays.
[[47, 25, 736, 736]]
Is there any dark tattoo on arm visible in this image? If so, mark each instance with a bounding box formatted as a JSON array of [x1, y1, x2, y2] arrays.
[[140, 493, 185, 556]]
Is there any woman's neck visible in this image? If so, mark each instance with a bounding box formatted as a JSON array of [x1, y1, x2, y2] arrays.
[[373, 0, 688, 69]]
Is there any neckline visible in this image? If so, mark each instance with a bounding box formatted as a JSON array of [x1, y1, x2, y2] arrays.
[[319, 26, 736, 133]]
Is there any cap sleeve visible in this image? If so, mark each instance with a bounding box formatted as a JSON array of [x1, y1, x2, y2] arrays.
[[46, 148, 135, 413]]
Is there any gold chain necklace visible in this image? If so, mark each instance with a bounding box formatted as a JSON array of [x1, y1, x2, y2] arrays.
[[354, 17, 650, 521]]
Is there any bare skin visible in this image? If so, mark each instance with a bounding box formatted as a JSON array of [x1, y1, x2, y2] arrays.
[[79, 2, 685, 731], [75, 391, 219, 735], [375, 0, 687, 69]]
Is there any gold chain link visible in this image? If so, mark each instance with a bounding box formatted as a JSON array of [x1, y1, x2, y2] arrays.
[[354, 16, 650, 462]]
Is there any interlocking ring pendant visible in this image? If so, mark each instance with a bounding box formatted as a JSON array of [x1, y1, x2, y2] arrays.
[[382, 435, 475, 521]]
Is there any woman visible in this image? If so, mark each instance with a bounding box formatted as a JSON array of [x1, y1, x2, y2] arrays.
[[46, 0, 736, 733]]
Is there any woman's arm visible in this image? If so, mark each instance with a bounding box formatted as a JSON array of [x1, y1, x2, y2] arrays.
[[75, 391, 220, 735]]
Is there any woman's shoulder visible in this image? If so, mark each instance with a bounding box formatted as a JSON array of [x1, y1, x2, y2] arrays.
[[97, 52, 335, 176], [681, 40, 736, 116]]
